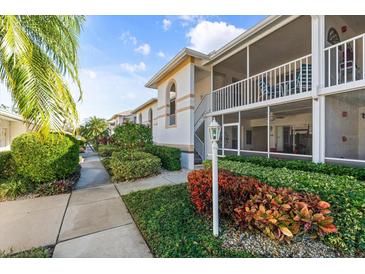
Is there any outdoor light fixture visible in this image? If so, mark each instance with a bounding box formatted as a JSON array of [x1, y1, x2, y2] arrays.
[[208, 118, 221, 237], [208, 118, 221, 142]]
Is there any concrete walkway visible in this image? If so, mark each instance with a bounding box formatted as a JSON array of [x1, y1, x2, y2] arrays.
[[0, 149, 190, 257], [52, 150, 152, 257]]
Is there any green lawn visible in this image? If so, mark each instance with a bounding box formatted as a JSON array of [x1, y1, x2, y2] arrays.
[[0, 247, 52, 258], [122, 183, 254, 258]]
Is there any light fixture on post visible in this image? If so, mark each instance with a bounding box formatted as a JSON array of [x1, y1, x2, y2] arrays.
[[208, 118, 221, 237]]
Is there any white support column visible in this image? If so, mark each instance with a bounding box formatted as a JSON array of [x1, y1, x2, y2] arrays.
[[246, 45, 250, 98], [267, 106, 270, 158], [238, 111, 241, 155], [311, 15, 326, 163]]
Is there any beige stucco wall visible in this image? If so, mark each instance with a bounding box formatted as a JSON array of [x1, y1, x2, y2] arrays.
[[0, 117, 28, 151], [325, 94, 365, 160], [135, 101, 157, 126], [194, 69, 211, 108], [153, 62, 196, 168]]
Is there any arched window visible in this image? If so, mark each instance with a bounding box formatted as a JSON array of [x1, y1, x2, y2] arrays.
[[148, 108, 153, 128], [167, 82, 176, 126], [139, 113, 142, 124]]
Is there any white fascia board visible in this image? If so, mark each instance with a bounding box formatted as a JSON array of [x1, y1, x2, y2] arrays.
[[145, 48, 209, 89]]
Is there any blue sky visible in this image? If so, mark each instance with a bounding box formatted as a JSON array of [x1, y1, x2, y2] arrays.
[[0, 15, 266, 122]]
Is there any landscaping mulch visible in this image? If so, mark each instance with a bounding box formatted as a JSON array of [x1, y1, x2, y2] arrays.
[[0, 165, 81, 202], [222, 227, 343, 258]]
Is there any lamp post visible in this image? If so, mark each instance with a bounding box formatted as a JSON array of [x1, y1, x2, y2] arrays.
[[208, 118, 221, 237]]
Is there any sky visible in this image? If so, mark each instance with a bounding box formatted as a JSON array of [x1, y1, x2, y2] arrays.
[[0, 15, 265, 122]]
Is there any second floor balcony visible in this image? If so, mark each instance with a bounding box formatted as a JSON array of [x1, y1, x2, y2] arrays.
[[211, 54, 312, 112], [208, 16, 365, 114]]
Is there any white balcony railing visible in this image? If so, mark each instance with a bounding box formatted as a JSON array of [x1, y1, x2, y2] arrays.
[[211, 54, 312, 112], [324, 32, 365, 88]]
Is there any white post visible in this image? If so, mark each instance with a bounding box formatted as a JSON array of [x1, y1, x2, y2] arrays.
[[212, 140, 219, 237], [311, 15, 325, 163], [267, 106, 270, 158]]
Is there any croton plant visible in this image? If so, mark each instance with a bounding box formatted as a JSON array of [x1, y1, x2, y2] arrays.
[[187, 169, 337, 242]]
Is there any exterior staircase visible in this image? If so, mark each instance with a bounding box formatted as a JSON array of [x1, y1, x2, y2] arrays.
[[194, 93, 211, 163]]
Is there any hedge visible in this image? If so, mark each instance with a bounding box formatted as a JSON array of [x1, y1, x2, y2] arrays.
[[11, 132, 80, 183], [110, 150, 161, 181], [98, 144, 119, 157], [223, 155, 365, 181], [217, 160, 365, 254], [111, 123, 152, 149], [0, 151, 16, 179], [145, 145, 181, 171]]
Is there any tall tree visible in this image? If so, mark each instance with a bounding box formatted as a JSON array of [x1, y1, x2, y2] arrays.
[[0, 15, 85, 133], [80, 116, 109, 149]]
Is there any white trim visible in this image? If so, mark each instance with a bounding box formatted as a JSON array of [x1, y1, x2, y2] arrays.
[[240, 150, 267, 154], [325, 157, 365, 164], [145, 48, 209, 88], [223, 148, 238, 152], [207, 92, 311, 117], [319, 80, 365, 96], [269, 152, 312, 158], [222, 122, 239, 127], [0, 110, 24, 122]]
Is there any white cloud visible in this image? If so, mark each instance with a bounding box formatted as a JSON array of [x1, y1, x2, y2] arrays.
[[178, 15, 205, 27], [120, 62, 147, 73], [186, 20, 245, 54], [134, 43, 151, 55], [120, 31, 137, 45], [162, 19, 172, 31], [157, 51, 165, 58], [81, 69, 97, 79]]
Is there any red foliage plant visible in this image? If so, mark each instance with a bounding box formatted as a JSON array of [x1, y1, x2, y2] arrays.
[[187, 169, 337, 242]]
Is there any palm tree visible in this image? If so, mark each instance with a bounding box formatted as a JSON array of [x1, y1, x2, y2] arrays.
[[80, 116, 109, 149], [0, 15, 85, 133]]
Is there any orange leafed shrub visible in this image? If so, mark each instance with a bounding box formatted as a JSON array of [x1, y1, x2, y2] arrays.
[[187, 169, 337, 241]]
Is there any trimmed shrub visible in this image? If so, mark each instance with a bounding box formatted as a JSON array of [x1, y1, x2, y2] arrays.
[[217, 160, 365, 253], [111, 123, 152, 149], [0, 151, 16, 179], [187, 169, 336, 242], [110, 150, 161, 181], [0, 178, 29, 199], [98, 144, 119, 157], [11, 132, 79, 183], [223, 155, 365, 181], [145, 145, 181, 171]]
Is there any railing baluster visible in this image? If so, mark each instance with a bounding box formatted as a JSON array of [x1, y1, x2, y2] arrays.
[[278, 67, 281, 97], [328, 49, 331, 87], [253, 76, 256, 103], [265, 72, 268, 101], [363, 35, 365, 80], [306, 56, 309, 92], [289, 63, 292, 95], [344, 42, 347, 83], [270, 70, 273, 100], [300, 59, 302, 93], [336, 46, 339, 85], [294, 61, 297, 94], [274, 69, 277, 98], [353, 39, 356, 81]]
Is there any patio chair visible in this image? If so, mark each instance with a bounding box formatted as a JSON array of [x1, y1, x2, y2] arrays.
[[295, 64, 312, 92], [258, 78, 274, 100]]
